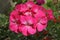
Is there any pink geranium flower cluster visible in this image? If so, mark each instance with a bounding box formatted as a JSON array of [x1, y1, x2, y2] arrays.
[[9, 1, 54, 36]]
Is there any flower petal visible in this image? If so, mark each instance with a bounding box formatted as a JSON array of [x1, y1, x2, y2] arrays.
[[47, 9, 54, 20], [32, 5, 39, 13], [20, 4, 28, 12], [9, 23, 18, 33], [26, 1, 35, 8], [27, 26, 36, 34], [20, 16, 27, 24], [40, 17, 47, 24], [36, 23, 47, 32], [21, 26, 28, 36], [34, 10, 45, 18]]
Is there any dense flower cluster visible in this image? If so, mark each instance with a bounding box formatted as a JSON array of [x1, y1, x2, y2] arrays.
[[9, 1, 54, 36]]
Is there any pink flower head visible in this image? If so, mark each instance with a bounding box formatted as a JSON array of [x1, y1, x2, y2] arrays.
[[9, 1, 48, 36]]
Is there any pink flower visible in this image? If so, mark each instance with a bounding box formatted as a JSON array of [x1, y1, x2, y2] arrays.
[[15, 4, 28, 12], [25, 1, 35, 8], [36, 0, 45, 5], [9, 1, 48, 36], [9, 10, 20, 33], [35, 10, 48, 32], [18, 16, 36, 36], [47, 9, 54, 20], [9, 22, 18, 33], [39, 6, 54, 20], [31, 5, 39, 13], [19, 24, 36, 36], [39, 6, 47, 13]]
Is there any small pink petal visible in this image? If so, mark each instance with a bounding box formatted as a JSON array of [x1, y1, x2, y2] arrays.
[[10, 10, 19, 20], [9, 23, 18, 33], [31, 5, 39, 13], [40, 17, 47, 24], [36, 0, 45, 5], [21, 26, 28, 36], [47, 9, 54, 20], [39, 6, 47, 13], [9, 16, 15, 23], [36, 23, 46, 32], [15, 4, 21, 11], [20, 4, 28, 12], [25, 16, 34, 24], [34, 10, 45, 19], [20, 16, 27, 24], [27, 26, 36, 34], [24, 12, 32, 16], [26, 1, 35, 8]]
